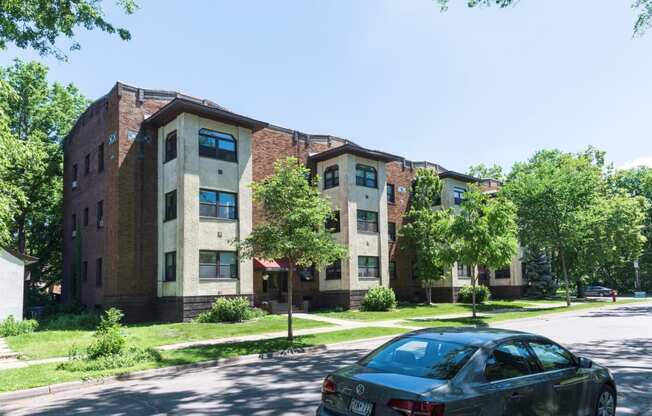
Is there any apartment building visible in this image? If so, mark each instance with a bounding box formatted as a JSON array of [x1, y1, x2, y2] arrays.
[[62, 82, 525, 322]]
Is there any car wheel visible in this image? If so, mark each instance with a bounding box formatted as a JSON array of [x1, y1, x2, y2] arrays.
[[595, 385, 616, 416]]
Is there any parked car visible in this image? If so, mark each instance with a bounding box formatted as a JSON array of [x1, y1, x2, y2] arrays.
[[584, 286, 615, 297], [317, 327, 616, 416]]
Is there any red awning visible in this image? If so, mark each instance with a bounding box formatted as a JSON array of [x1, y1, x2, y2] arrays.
[[254, 258, 290, 271]]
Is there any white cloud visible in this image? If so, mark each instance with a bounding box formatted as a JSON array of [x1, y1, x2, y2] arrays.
[[619, 157, 652, 170]]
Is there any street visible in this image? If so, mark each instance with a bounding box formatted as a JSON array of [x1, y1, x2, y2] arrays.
[[1, 302, 651, 416]]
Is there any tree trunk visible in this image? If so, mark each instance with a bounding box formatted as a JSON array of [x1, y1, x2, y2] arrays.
[[559, 248, 571, 307], [471, 265, 477, 319], [427, 286, 432, 305], [287, 260, 294, 341]]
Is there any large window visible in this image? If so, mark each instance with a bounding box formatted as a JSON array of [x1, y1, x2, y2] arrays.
[[389, 261, 397, 280], [72, 163, 78, 182], [165, 131, 177, 162], [357, 210, 378, 232], [198, 128, 237, 162], [356, 164, 377, 188], [388, 222, 396, 242], [96, 200, 104, 228], [324, 165, 339, 189], [494, 267, 511, 279], [326, 260, 342, 280], [527, 341, 574, 371], [71, 214, 77, 238], [387, 183, 395, 203], [164, 252, 176, 282], [457, 263, 472, 278], [358, 256, 379, 278], [199, 189, 237, 219], [95, 258, 103, 288], [484, 341, 537, 382], [453, 187, 466, 205], [165, 190, 177, 221], [84, 154, 90, 176], [98, 143, 104, 172], [199, 251, 238, 279], [326, 211, 340, 233], [83, 207, 89, 227]]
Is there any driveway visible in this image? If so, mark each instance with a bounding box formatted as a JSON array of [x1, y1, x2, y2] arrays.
[[1, 302, 650, 416]]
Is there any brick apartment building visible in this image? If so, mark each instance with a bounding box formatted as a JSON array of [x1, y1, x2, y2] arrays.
[[62, 82, 525, 322]]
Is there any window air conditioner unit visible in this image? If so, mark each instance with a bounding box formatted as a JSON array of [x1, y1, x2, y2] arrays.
[[72, 180, 78, 189], [72, 230, 77, 238], [98, 219, 104, 228]]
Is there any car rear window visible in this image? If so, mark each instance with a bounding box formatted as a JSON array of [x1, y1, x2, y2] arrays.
[[359, 337, 477, 380]]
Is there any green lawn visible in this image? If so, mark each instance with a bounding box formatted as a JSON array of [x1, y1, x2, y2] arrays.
[[314, 299, 564, 321], [6, 316, 331, 360], [0, 326, 407, 393]]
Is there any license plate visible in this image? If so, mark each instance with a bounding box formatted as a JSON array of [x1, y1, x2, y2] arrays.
[[350, 398, 373, 416]]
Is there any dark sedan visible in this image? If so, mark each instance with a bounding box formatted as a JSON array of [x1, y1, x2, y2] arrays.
[[317, 328, 616, 416], [584, 286, 614, 297]]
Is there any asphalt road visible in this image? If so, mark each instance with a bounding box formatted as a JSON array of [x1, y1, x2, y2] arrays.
[[1, 302, 651, 416]]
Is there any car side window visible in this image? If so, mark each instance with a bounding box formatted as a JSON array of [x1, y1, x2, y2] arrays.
[[484, 341, 535, 382], [528, 341, 574, 371]]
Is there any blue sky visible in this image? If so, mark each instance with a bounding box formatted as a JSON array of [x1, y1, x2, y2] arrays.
[[2, 0, 652, 173]]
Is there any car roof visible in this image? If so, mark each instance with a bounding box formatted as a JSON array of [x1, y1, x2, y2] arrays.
[[402, 327, 537, 348]]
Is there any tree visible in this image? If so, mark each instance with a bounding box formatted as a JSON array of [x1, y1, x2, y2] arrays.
[[235, 157, 346, 340], [451, 185, 518, 318], [523, 247, 557, 297], [468, 163, 505, 182], [436, 0, 652, 37], [0, 60, 88, 294], [0, 0, 138, 60], [400, 168, 455, 303]]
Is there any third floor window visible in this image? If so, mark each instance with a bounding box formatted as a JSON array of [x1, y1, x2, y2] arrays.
[[199, 189, 237, 219], [165, 131, 177, 162], [324, 165, 339, 189], [198, 128, 237, 162], [453, 187, 466, 205], [356, 164, 377, 188], [387, 183, 395, 203], [165, 190, 177, 221], [357, 210, 378, 233]]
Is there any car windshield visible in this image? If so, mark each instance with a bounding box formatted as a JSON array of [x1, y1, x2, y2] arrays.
[[359, 337, 478, 380]]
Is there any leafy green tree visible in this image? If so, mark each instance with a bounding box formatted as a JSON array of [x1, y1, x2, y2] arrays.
[[0, 60, 88, 294], [468, 163, 505, 182], [451, 186, 518, 317], [400, 168, 455, 303], [436, 0, 652, 36], [0, 0, 138, 60], [236, 157, 346, 340]]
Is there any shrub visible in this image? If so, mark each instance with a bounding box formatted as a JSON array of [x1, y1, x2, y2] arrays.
[[0, 315, 39, 337], [195, 297, 262, 323], [40, 313, 100, 331], [86, 308, 126, 359], [59, 347, 161, 372], [361, 287, 397, 311], [458, 285, 491, 304]]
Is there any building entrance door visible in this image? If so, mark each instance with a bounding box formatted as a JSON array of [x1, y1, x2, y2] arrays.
[[264, 271, 288, 302]]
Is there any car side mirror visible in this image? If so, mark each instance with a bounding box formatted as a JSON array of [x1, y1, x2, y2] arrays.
[[578, 357, 593, 369]]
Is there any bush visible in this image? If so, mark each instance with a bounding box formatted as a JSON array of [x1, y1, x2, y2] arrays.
[[40, 313, 100, 331], [361, 287, 397, 311], [0, 315, 39, 337], [458, 285, 491, 304], [60, 347, 161, 372], [195, 297, 262, 323], [86, 308, 126, 359]]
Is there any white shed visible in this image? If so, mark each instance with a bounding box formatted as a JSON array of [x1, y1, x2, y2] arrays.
[[0, 248, 38, 321]]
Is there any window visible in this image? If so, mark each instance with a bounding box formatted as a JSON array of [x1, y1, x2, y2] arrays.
[[388, 222, 396, 242], [324, 165, 339, 189], [453, 187, 466, 205], [326, 260, 342, 280], [494, 267, 511, 279], [360, 337, 478, 380], [198, 128, 237, 162], [72, 163, 78, 182], [356, 164, 377, 188], [326, 211, 340, 233], [298, 266, 315, 281], [457, 263, 472, 278], [387, 184, 395, 203], [165, 190, 177, 221], [84, 154, 90, 176], [82, 261, 88, 282], [359, 256, 379, 278], [199, 189, 237, 219], [98, 143, 104, 172], [165, 131, 177, 162], [164, 252, 176, 282], [528, 341, 575, 371], [71, 214, 77, 237], [95, 258, 103, 288], [485, 341, 537, 382], [83, 207, 89, 227], [389, 261, 397, 280], [96, 200, 104, 228], [199, 251, 238, 279], [357, 210, 378, 232]]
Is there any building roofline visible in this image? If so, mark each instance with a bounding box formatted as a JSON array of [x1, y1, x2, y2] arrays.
[[438, 170, 479, 182], [2, 248, 39, 265], [308, 143, 404, 164]]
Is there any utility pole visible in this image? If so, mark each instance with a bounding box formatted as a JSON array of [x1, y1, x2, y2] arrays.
[[634, 260, 641, 291]]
